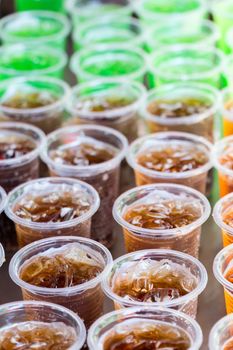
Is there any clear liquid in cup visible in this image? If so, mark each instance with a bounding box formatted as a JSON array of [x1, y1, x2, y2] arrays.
[[147, 98, 211, 119], [0, 321, 77, 350], [101, 319, 192, 350], [19, 243, 104, 288], [14, 189, 91, 223], [0, 131, 36, 160], [50, 136, 117, 166], [136, 140, 208, 173], [112, 258, 197, 303]]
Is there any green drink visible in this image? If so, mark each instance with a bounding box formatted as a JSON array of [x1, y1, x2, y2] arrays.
[[150, 45, 225, 89], [73, 17, 142, 51], [16, 0, 64, 12], [0, 11, 70, 50], [0, 44, 67, 80], [70, 45, 147, 83]]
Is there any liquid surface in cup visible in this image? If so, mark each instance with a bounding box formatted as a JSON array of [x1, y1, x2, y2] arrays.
[[76, 95, 134, 113], [112, 258, 197, 303], [0, 131, 36, 160], [19, 243, 103, 288], [13, 188, 91, 223], [223, 337, 233, 350], [147, 98, 211, 118], [1, 91, 58, 109], [102, 319, 191, 350], [0, 321, 77, 350], [50, 136, 117, 166], [136, 141, 208, 173]]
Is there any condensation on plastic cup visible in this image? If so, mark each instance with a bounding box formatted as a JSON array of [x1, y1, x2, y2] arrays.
[[213, 192, 233, 247], [145, 19, 219, 51], [5, 177, 100, 247], [0, 76, 71, 134], [140, 82, 221, 142], [9, 235, 113, 327], [127, 131, 213, 194], [102, 249, 208, 318], [87, 306, 203, 350], [0, 300, 86, 350], [0, 11, 71, 48], [66, 79, 146, 142], [113, 183, 211, 257], [70, 44, 148, 83], [209, 313, 233, 350]]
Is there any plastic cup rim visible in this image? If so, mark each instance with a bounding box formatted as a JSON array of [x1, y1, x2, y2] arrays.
[[149, 44, 225, 81], [0, 243, 5, 267], [70, 44, 148, 82], [221, 88, 233, 121], [0, 300, 86, 349], [212, 135, 233, 177], [211, 0, 233, 18], [0, 121, 45, 166], [5, 177, 100, 230], [208, 313, 233, 350], [113, 182, 211, 237], [126, 131, 213, 180], [9, 235, 113, 295], [65, 0, 131, 16], [40, 124, 128, 176], [67, 79, 147, 119], [87, 305, 203, 350], [0, 10, 71, 45], [213, 192, 233, 235], [102, 248, 208, 309], [0, 185, 7, 215], [0, 76, 71, 115], [141, 82, 221, 126], [0, 44, 68, 77], [213, 243, 233, 292]]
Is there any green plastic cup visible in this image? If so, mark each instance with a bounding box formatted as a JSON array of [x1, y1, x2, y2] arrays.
[[0, 11, 70, 50], [0, 44, 67, 80], [73, 17, 143, 51], [15, 0, 64, 12], [66, 0, 131, 28], [149, 45, 225, 88], [70, 45, 147, 83], [145, 19, 219, 52]]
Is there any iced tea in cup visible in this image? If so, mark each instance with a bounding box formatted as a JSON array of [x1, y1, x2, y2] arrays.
[[213, 244, 233, 314], [66, 79, 146, 142], [41, 125, 128, 247], [141, 82, 220, 143], [213, 193, 233, 247], [209, 314, 233, 350], [127, 131, 212, 194], [113, 183, 211, 257], [0, 77, 70, 134], [9, 236, 112, 328], [5, 177, 100, 247], [0, 122, 45, 193], [102, 249, 207, 318], [87, 307, 203, 350], [0, 301, 86, 349]]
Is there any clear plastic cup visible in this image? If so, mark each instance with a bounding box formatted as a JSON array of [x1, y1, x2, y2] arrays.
[[87, 307, 203, 350], [70, 44, 148, 84], [0, 77, 70, 134], [127, 131, 213, 194], [226, 56, 233, 89], [145, 19, 219, 52], [0, 44, 67, 80], [149, 45, 225, 88], [0, 11, 71, 50], [5, 177, 100, 247], [213, 244, 233, 314], [113, 183, 211, 257], [102, 249, 207, 318], [132, 0, 207, 28], [66, 0, 131, 28], [9, 236, 112, 328], [212, 135, 233, 197], [0, 185, 9, 258], [0, 301, 86, 349], [73, 17, 143, 50], [209, 313, 233, 350], [41, 125, 128, 248], [221, 89, 233, 138], [0, 122, 45, 193], [141, 82, 220, 143], [0, 243, 5, 267], [66, 79, 146, 142], [213, 192, 233, 247]]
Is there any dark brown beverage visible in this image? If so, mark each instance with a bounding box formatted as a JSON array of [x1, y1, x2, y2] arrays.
[[2, 91, 58, 109], [0, 133, 36, 160], [77, 95, 133, 112], [0, 321, 77, 350], [102, 320, 191, 350]]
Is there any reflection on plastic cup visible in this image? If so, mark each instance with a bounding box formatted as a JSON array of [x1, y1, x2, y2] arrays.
[[209, 313, 233, 350]]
